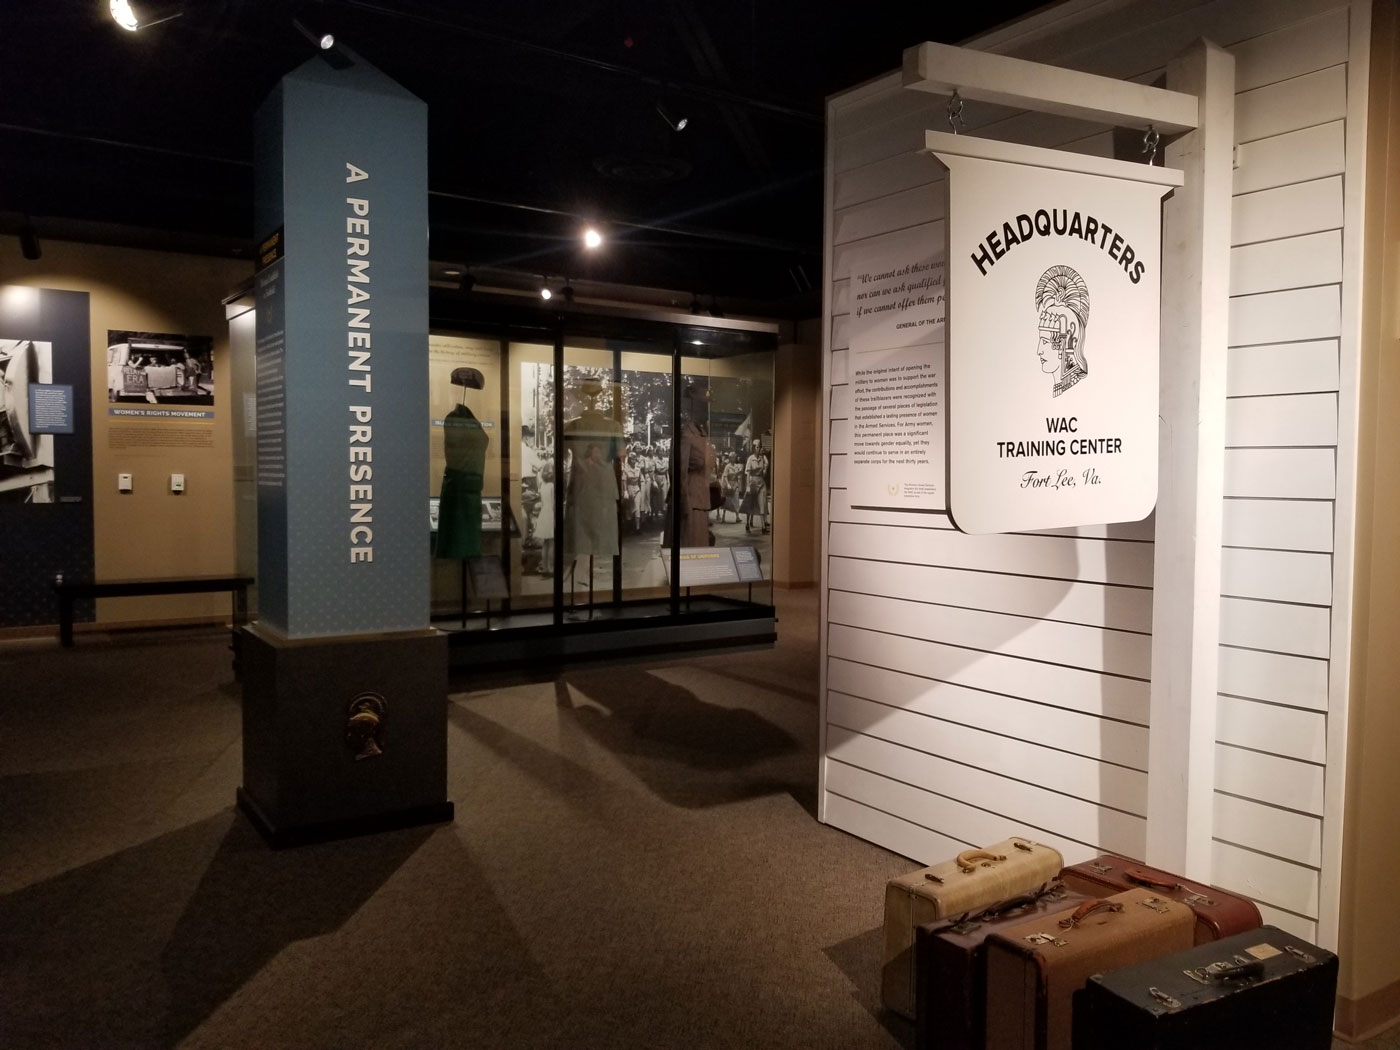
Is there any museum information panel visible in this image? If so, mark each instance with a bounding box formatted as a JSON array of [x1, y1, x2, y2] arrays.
[[845, 223, 946, 511], [254, 56, 429, 637]]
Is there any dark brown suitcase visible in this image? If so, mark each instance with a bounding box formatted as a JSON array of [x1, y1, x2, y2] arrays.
[[983, 889, 1195, 1050], [914, 884, 1093, 1050], [1072, 925, 1338, 1050], [1058, 855, 1262, 945]]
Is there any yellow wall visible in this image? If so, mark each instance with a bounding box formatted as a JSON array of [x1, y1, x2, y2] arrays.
[[0, 238, 251, 626], [1337, 1, 1400, 1038]]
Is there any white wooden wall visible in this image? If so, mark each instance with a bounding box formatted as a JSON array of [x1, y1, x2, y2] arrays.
[[820, 0, 1367, 948]]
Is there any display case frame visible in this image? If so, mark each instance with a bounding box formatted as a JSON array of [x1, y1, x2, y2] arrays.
[[427, 290, 778, 668]]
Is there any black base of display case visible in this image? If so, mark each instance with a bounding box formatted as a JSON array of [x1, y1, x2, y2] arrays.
[[438, 596, 776, 669]]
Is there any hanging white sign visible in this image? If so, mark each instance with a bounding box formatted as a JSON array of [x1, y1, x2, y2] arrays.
[[844, 223, 947, 511], [927, 131, 1182, 534]]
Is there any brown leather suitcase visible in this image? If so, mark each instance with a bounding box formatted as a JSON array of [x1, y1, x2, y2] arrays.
[[983, 889, 1195, 1050], [914, 883, 1093, 1050], [882, 838, 1064, 1019], [1058, 855, 1262, 945]]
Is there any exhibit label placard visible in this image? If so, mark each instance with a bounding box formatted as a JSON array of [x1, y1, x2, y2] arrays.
[[927, 132, 1181, 534], [845, 223, 946, 510]]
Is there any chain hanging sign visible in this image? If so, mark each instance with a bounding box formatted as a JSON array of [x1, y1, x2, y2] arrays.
[[926, 130, 1183, 534]]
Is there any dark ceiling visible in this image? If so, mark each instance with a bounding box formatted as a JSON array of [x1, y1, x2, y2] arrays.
[[2, 0, 1048, 316]]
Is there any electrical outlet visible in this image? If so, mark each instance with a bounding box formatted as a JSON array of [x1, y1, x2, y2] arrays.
[[170, 473, 185, 494], [118, 473, 133, 493]]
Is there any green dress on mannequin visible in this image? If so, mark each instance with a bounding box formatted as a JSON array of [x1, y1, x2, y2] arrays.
[[435, 377, 490, 559]]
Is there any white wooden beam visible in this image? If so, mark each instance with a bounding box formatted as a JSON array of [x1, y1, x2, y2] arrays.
[[1148, 39, 1234, 881], [903, 40, 1199, 134]]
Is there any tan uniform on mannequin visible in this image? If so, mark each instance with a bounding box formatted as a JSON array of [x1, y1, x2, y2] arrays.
[[562, 379, 623, 559], [676, 382, 716, 547]]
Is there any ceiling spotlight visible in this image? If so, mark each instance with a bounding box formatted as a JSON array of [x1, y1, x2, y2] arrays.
[[292, 18, 350, 66], [109, 0, 183, 31], [442, 268, 461, 276], [656, 102, 689, 133], [540, 286, 553, 301], [582, 228, 603, 250]]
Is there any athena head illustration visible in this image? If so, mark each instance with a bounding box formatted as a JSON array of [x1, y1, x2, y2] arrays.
[[1034, 264, 1090, 397]]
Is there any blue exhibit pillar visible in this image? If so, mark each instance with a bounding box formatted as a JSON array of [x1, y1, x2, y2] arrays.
[[238, 52, 451, 845]]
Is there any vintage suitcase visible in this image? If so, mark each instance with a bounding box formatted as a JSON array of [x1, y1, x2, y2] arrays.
[[1073, 925, 1338, 1050], [914, 883, 1093, 1050], [882, 837, 1064, 1019], [982, 888, 1195, 1050], [1059, 854, 1262, 945]]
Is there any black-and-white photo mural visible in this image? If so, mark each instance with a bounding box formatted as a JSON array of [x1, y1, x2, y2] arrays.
[[0, 286, 94, 627], [0, 338, 56, 503]]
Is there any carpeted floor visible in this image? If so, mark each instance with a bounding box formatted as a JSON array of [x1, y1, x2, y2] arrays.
[[0, 593, 916, 1049], [0, 593, 1390, 1049]]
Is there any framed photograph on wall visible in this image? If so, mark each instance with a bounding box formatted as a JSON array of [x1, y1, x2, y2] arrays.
[[106, 331, 214, 410]]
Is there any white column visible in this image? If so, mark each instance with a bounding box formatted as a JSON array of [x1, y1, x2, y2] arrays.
[[1148, 39, 1235, 879]]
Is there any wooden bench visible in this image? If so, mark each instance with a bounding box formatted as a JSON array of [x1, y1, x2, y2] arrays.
[[54, 575, 254, 648]]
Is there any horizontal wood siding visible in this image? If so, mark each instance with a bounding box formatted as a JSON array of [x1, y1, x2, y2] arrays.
[[822, 0, 1352, 941]]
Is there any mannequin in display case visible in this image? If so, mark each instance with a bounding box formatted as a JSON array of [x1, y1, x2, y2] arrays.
[[562, 377, 623, 560], [672, 382, 716, 548], [435, 366, 489, 559]]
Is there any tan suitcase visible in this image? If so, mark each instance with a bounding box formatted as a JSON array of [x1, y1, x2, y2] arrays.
[[881, 837, 1063, 1019], [983, 888, 1195, 1050]]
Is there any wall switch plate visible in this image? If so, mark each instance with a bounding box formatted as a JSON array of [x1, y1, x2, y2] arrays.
[[170, 473, 185, 494], [118, 473, 133, 492]]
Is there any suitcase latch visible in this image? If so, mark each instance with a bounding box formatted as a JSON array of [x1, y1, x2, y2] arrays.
[[1286, 945, 1317, 964], [924, 872, 945, 884], [1183, 892, 1218, 907], [1148, 987, 1182, 1009], [1025, 932, 1068, 948], [1014, 840, 1034, 852], [949, 920, 982, 935], [1090, 863, 1114, 875], [1139, 896, 1171, 914]]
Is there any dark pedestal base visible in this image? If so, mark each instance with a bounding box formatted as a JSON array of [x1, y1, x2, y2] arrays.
[[237, 787, 453, 849], [239, 625, 453, 848]]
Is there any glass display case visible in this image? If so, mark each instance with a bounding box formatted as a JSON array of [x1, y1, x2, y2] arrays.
[[425, 303, 777, 667]]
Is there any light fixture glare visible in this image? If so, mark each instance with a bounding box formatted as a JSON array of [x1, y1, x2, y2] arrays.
[[583, 228, 603, 250], [655, 102, 689, 133], [319, 33, 335, 49], [540, 287, 552, 301], [110, 0, 139, 31]]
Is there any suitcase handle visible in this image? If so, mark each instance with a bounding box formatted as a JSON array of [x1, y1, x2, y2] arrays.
[[1184, 959, 1266, 985], [1058, 899, 1123, 929], [1124, 868, 1185, 892], [956, 849, 1007, 873]]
